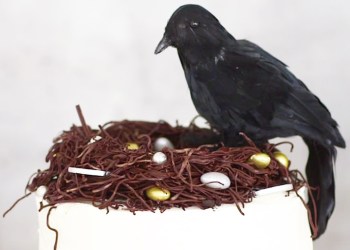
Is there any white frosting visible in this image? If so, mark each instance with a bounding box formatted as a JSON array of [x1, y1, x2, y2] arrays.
[[36, 185, 313, 250]]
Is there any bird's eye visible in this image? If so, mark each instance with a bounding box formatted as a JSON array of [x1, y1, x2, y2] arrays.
[[190, 21, 199, 28]]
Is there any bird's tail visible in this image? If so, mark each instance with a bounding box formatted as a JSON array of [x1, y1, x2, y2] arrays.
[[304, 139, 336, 238]]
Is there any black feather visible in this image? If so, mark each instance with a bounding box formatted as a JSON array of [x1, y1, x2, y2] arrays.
[[156, 4, 345, 238], [304, 139, 337, 237]]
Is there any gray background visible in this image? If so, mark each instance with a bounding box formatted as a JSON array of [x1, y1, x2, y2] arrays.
[[0, 0, 349, 249]]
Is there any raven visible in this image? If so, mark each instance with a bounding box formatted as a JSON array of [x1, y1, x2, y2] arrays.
[[155, 4, 345, 238]]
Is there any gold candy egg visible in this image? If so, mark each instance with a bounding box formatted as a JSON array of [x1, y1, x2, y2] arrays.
[[249, 153, 271, 169], [273, 151, 290, 168], [126, 142, 139, 150], [146, 187, 171, 201]]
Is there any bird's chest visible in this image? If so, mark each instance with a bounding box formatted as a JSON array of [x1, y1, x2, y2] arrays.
[[186, 65, 235, 128], [185, 61, 267, 131], [188, 77, 215, 113]]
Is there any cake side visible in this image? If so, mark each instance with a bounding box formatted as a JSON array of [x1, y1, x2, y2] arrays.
[[36, 185, 312, 250]]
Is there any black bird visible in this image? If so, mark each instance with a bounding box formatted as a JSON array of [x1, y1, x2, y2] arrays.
[[155, 4, 345, 238]]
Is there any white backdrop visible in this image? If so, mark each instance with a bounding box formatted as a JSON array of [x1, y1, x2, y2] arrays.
[[0, 0, 349, 249]]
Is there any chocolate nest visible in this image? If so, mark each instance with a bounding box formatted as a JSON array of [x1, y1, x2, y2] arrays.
[[26, 107, 307, 216]]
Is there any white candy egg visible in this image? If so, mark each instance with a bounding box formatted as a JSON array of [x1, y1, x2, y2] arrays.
[[154, 137, 174, 151], [152, 152, 167, 164], [200, 172, 231, 189]]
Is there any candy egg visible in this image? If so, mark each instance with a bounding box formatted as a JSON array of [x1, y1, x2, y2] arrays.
[[36, 185, 48, 197], [146, 187, 171, 201], [200, 172, 231, 189], [152, 152, 167, 164], [249, 153, 271, 169], [273, 151, 290, 168], [126, 142, 139, 150], [154, 137, 174, 151]]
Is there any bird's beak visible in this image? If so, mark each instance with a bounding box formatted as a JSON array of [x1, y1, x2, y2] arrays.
[[155, 35, 171, 54]]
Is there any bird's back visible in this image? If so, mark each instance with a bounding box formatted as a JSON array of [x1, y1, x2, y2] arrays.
[[178, 39, 345, 147]]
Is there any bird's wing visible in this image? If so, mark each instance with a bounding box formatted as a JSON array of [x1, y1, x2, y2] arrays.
[[234, 39, 309, 89], [206, 39, 342, 144], [193, 39, 292, 127]]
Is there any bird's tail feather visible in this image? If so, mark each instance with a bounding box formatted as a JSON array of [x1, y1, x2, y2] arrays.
[[304, 139, 336, 238]]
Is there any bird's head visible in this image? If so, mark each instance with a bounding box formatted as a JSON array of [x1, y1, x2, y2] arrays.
[[155, 4, 234, 54]]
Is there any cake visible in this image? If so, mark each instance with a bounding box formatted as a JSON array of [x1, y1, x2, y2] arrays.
[[35, 185, 311, 250], [24, 108, 314, 250]]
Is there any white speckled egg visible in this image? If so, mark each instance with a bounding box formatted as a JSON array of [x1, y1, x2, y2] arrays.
[[36, 185, 48, 197], [152, 152, 167, 164], [154, 137, 174, 151], [200, 172, 231, 189]]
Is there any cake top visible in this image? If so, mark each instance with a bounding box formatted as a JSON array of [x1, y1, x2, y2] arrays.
[[27, 106, 306, 214]]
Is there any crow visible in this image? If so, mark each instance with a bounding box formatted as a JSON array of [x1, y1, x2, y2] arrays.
[[155, 4, 345, 238]]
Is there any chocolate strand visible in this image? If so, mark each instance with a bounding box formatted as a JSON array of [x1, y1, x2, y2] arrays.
[[76, 105, 91, 137], [46, 206, 58, 250], [2, 193, 32, 218]]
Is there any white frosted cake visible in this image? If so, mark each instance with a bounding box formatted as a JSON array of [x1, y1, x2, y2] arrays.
[[36, 185, 312, 250], [26, 114, 314, 250]]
